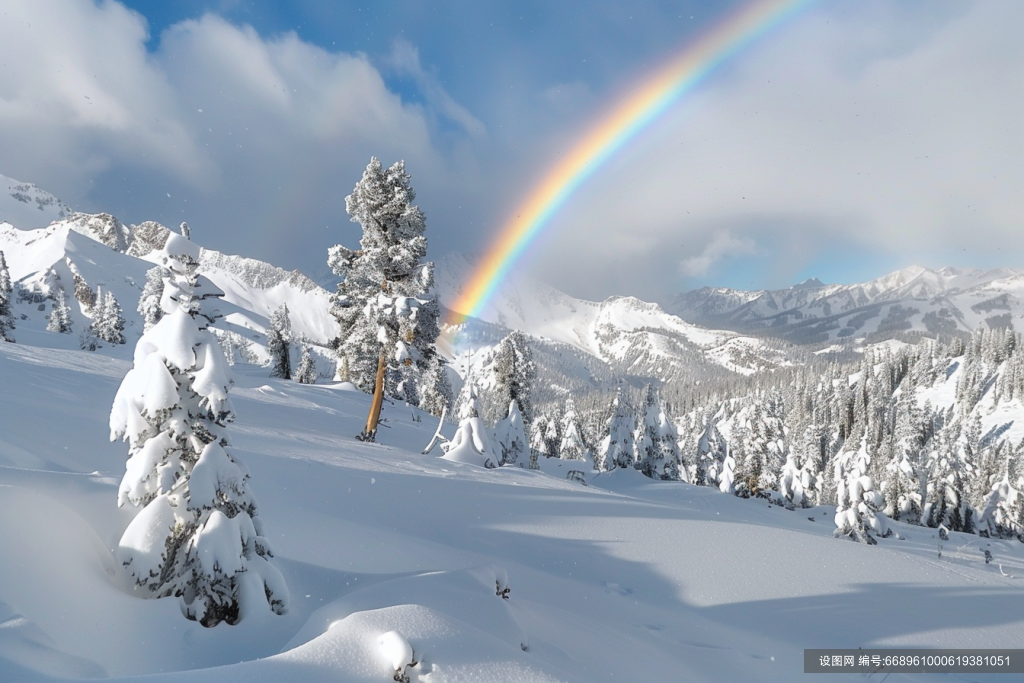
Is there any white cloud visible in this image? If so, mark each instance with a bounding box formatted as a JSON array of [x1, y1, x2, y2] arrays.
[[680, 232, 756, 278], [529, 0, 1024, 298], [384, 39, 487, 139], [0, 1, 482, 277], [0, 0, 212, 193]]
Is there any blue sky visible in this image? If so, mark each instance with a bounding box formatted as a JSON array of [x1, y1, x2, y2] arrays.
[[0, 0, 1020, 302]]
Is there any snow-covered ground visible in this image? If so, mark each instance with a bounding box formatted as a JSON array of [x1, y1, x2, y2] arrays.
[[3, 337, 1024, 682]]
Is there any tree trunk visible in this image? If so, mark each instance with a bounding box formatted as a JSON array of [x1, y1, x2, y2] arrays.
[[360, 351, 386, 441]]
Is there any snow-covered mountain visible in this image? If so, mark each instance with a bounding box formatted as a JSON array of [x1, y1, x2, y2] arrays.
[[0, 173, 72, 230], [0, 189, 338, 373], [435, 252, 793, 387], [673, 265, 1024, 344]]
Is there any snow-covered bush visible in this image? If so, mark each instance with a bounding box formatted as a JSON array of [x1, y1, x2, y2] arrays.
[[441, 384, 498, 468], [109, 233, 287, 627]]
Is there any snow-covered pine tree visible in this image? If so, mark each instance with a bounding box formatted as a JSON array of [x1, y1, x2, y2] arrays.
[[833, 446, 889, 544], [696, 415, 727, 488], [109, 233, 287, 627], [558, 397, 591, 462], [655, 402, 683, 481], [599, 386, 635, 471], [778, 448, 806, 508], [96, 289, 126, 345], [418, 356, 453, 418], [268, 303, 292, 380], [543, 408, 561, 459], [327, 157, 440, 407], [490, 330, 536, 427], [80, 285, 110, 350], [0, 250, 14, 342], [977, 457, 1024, 539], [923, 428, 972, 532], [493, 400, 529, 467], [47, 288, 73, 334], [295, 344, 317, 384], [718, 444, 736, 495], [530, 414, 552, 460], [633, 385, 663, 478], [137, 266, 167, 332]]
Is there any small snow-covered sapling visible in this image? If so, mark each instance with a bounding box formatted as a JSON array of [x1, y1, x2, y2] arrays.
[[378, 631, 417, 682]]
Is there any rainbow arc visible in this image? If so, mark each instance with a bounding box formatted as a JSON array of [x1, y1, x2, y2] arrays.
[[447, 0, 815, 325]]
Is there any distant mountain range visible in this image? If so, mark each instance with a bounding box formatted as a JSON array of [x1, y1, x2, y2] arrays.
[[3, 173, 1021, 408], [672, 265, 1024, 344]]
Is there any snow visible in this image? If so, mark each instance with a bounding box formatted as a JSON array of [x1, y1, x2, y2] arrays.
[[5, 331, 1024, 681], [435, 252, 743, 377], [4, 190, 1024, 679]]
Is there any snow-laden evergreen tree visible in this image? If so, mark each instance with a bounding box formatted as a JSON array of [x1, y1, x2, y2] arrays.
[[599, 386, 635, 471], [633, 385, 663, 478], [328, 157, 440, 407], [295, 344, 317, 384], [733, 391, 787, 498], [833, 446, 889, 544], [0, 250, 14, 342], [96, 289, 126, 345], [530, 414, 553, 460], [490, 330, 535, 427], [453, 378, 479, 420], [47, 288, 73, 334], [267, 303, 292, 380], [923, 427, 973, 533], [543, 408, 561, 459], [778, 448, 806, 508], [655, 402, 683, 480], [695, 415, 727, 487], [109, 233, 288, 627], [558, 397, 591, 462], [718, 445, 737, 495], [441, 383, 498, 468], [419, 356, 453, 418], [977, 457, 1024, 539], [493, 400, 529, 467], [137, 266, 167, 332]]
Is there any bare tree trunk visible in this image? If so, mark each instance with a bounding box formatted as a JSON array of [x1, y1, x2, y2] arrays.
[[359, 351, 386, 442]]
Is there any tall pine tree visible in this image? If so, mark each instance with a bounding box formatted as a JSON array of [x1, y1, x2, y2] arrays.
[[328, 158, 440, 407]]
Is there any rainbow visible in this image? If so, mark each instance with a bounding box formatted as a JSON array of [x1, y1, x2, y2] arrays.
[[448, 0, 815, 324]]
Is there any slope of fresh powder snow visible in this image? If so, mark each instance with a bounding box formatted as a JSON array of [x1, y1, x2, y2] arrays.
[[3, 340, 1024, 681]]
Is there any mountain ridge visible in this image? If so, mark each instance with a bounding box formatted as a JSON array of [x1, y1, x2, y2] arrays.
[[673, 264, 1024, 344]]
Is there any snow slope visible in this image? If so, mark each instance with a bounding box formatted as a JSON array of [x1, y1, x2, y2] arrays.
[[3, 339, 1024, 681], [0, 214, 339, 370]]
